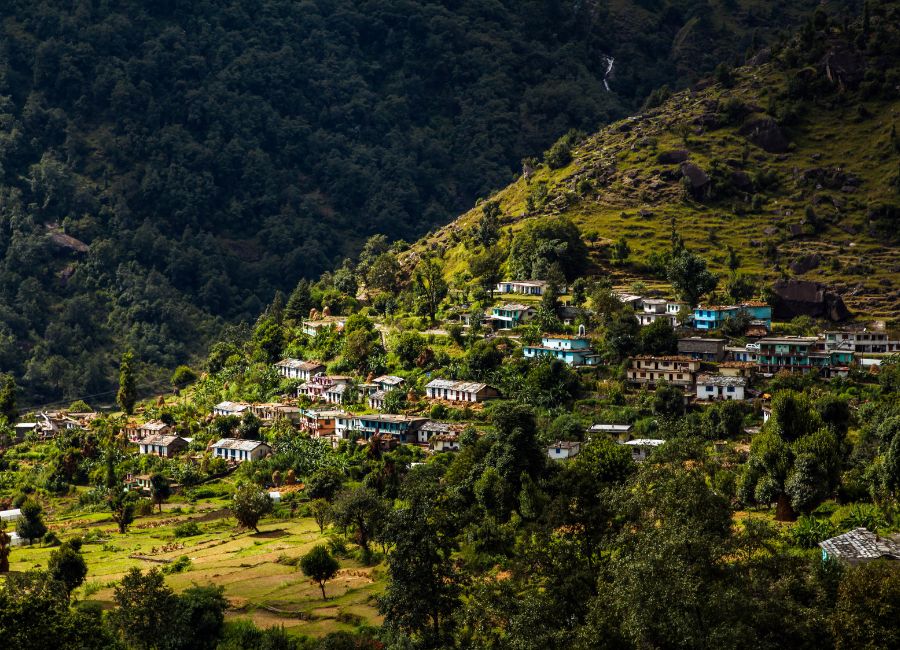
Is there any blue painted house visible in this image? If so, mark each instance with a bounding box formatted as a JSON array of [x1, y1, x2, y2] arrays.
[[523, 335, 601, 366], [693, 302, 772, 331], [353, 414, 429, 443]]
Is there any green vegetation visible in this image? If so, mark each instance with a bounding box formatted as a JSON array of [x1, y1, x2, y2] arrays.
[[3, 3, 900, 650], [0, 0, 829, 404]]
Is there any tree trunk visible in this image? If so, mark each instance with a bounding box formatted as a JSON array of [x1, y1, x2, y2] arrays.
[[775, 493, 796, 522], [320, 583, 327, 600]]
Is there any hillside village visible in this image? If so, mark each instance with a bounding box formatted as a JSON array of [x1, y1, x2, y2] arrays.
[[1, 3, 900, 649]]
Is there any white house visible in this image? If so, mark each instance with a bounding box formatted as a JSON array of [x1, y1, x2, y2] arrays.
[[636, 299, 680, 327], [372, 375, 405, 391], [621, 439, 665, 462], [213, 401, 250, 417], [301, 318, 346, 337], [495, 280, 565, 296], [137, 434, 188, 458], [273, 358, 326, 381], [417, 421, 461, 444], [695, 374, 747, 401], [0, 508, 22, 524], [547, 440, 581, 460], [211, 438, 272, 463], [425, 379, 499, 403], [431, 433, 461, 452], [126, 419, 173, 442], [13, 422, 38, 442]]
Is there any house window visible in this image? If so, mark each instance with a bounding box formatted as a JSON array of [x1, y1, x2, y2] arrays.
[[727, 386, 735, 393]]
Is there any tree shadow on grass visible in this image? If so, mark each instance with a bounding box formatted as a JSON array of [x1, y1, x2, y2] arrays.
[[250, 529, 289, 539]]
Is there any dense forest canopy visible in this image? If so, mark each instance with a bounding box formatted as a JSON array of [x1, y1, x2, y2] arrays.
[[0, 0, 829, 403]]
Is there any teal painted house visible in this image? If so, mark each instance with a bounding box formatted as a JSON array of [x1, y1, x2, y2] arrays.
[[523, 335, 601, 366]]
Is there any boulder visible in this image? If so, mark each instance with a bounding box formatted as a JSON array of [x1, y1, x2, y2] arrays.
[[789, 254, 821, 274], [739, 117, 790, 153], [657, 149, 690, 164], [680, 162, 710, 190], [771, 279, 851, 321], [731, 170, 753, 191]]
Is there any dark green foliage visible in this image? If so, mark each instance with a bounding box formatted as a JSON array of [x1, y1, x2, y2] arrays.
[[170, 365, 198, 389], [116, 350, 137, 415], [832, 560, 900, 650], [47, 541, 88, 599], [653, 381, 686, 418], [300, 545, 340, 600], [149, 473, 172, 513], [475, 201, 502, 248], [111, 567, 228, 650], [394, 331, 426, 370], [232, 485, 273, 533], [0, 375, 17, 423], [667, 250, 718, 308], [0, 571, 116, 649], [380, 475, 461, 646], [15, 499, 47, 545], [638, 318, 678, 355], [507, 217, 589, 282], [331, 486, 389, 556]]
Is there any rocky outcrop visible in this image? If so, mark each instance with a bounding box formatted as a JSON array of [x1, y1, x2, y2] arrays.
[[771, 279, 851, 321], [739, 117, 789, 153], [657, 150, 690, 164], [788, 254, 821, 274], [822, 47, 866, 90], [680, 162, 709, 190]]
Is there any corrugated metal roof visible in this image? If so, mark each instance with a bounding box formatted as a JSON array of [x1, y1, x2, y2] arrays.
[[819, 528, 900, 561], [211, 438, 270, 451]]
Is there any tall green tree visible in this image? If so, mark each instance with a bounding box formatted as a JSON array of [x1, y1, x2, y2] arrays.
[[149, 473, 172, 513], [331, 486, 388, 556], [414, 255, 449, 324], [300, 545, 340, 600], [47, 540, 88, 600], [232, 485, 273, 533], [380, 484, 460, 647], [116, 350, 138, 415], [667, 250, 718, 308], [0, 374, 17, 423], [15, 500, 47, 545]]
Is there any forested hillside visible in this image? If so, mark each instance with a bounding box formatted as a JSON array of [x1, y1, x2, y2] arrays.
[[0, 0, 834, 403]]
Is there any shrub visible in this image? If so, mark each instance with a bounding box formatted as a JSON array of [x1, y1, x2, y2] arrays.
[[162, 555, 192, 574], [174, 521, 203, 538]]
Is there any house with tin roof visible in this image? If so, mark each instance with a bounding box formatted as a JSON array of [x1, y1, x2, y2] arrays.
[[818, 528, 900, 565], [425, 379, 499, 403], [211, 438, 272, 463], [273, 358, 326, 381], [523, 334, 601, 366], [695, 374, 748, 401]]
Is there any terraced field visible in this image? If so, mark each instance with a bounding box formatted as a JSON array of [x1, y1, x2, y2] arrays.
[[6, 487, 384, 639]]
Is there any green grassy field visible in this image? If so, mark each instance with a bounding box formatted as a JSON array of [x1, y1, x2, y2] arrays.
[[7, 489, 385, 639]]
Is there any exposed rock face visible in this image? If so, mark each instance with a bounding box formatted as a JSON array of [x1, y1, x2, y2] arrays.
[[821, 47, 866, 90], [657, 149, 690, 164], [680, 162, 709, 190], [771, 279, 851, 321], [739, 117, 789, 153]]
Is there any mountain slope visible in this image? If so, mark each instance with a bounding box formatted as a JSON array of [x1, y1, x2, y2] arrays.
[[417, 4, 900, 319], [0, 0, 838, 403]]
